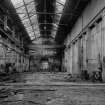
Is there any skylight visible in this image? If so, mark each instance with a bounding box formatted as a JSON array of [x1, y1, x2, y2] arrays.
[[60, 0, 66, 4], [11, 0, 66, 41], [11, 0, 40, 40], [51, 0, 66, 38]]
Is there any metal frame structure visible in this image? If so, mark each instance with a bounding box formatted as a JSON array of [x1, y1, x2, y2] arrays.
[[22, 0, 36, 38], [11, 0, 67, 41]]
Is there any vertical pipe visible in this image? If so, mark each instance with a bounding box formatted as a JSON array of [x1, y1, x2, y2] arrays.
[[101, 18, 103, 69], [29, 56, 31, 71]]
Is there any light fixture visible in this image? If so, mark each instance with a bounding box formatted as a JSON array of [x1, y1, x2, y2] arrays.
[[44, 26, 46, 30]]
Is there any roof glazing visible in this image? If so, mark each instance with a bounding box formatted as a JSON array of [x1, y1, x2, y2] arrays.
[[11, 0, 66, 42], [51, 0, 66, 37], [11, 0, 40, 40]]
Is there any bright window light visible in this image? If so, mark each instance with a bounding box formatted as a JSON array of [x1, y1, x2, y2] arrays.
[[11, 0, 21, 4], [11, 0, 40, 40], [51, 0, 66, 38]]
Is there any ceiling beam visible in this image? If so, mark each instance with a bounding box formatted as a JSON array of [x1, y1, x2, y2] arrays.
[[33, 0, 40, 37], [39, 23, 67, 26], [31, 35, 55, 41], [7, 12, 79, 16], [40, 29, 57, 32], [28, 44, 64, 49], [56, 1, 64, 6], [80, 0, 90, 1]]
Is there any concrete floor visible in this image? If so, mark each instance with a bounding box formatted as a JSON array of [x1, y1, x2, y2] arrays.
[[0, 72, 105, 105]]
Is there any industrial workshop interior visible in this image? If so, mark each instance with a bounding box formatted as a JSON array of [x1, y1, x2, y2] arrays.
[[1, 0, 105, 105]]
